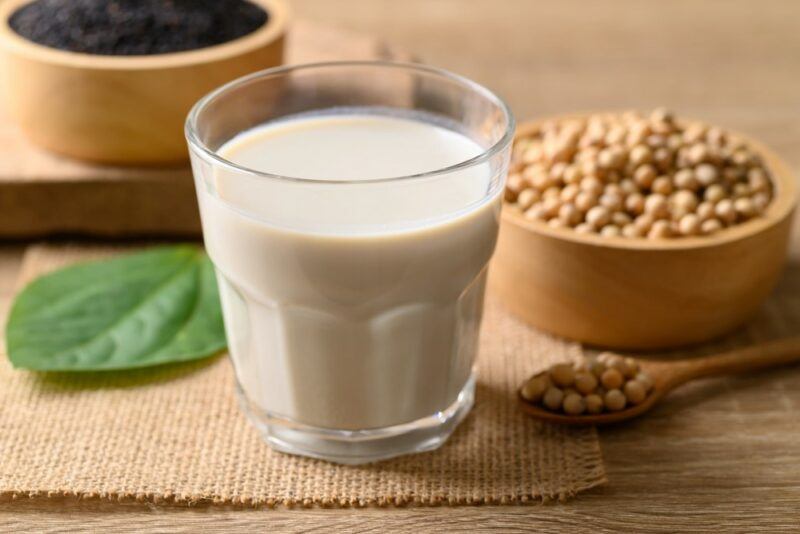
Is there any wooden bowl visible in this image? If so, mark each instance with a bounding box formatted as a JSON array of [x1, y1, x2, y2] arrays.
[[489, 119, 798, 350], [0, 0, 288, 165]]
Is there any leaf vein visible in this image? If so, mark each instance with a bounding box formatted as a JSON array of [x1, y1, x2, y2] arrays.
[[46, 251, 201, 363]]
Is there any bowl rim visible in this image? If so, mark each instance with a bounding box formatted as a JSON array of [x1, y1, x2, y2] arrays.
[[0, 0, 289, 70], [503, 114, 798, 251]]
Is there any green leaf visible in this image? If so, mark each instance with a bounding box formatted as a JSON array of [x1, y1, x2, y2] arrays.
[[5, 246, 227, 371]]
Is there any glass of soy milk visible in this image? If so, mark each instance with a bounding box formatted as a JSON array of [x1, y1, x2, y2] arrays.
[[186, 62, 514, 464]]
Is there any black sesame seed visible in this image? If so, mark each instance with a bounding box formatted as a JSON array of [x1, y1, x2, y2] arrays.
[[9, 0, 269, 56]]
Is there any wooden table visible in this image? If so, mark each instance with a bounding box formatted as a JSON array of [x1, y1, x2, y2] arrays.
[[3, 1, 800, 531]]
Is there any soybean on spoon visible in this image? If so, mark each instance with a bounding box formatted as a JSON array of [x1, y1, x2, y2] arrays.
[[518, 337, 800, 426]]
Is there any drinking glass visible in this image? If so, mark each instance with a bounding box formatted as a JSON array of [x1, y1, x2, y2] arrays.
[[186, 62, 514, 464]]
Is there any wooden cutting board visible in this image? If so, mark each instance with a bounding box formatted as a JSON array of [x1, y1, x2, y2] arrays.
[[0, 20, 410, 238]]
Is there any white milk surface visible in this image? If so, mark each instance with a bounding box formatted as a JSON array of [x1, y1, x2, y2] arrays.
[[196, 111, 502, 430]]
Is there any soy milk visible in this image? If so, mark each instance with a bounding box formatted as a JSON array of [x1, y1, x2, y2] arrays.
[[195, 111, 502, 430]]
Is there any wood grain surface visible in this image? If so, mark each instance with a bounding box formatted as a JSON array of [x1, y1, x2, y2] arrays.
[[2, 0, 800, 531]]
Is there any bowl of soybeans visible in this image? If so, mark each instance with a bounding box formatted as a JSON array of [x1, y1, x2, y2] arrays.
[[490, 109, 797, 350]]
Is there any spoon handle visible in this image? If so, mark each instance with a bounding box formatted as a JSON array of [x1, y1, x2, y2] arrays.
[[665, 336, 800, 387]]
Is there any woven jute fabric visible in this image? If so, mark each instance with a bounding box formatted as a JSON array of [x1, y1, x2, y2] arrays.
[[0, 244, 606, 507]]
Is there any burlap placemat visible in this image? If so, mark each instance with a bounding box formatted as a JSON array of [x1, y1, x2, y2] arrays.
[[0, 244, 606, 507]]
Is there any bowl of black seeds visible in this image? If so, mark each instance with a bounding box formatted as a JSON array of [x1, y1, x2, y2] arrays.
[[0, 0, 289, 164]]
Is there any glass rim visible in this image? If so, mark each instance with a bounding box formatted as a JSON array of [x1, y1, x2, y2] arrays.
[[184, 60, 515, 185]]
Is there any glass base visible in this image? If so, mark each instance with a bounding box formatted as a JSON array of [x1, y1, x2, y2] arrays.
[[236, 374, 475, 465]]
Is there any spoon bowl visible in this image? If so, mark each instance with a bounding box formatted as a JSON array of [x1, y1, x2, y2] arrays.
[[518, 381, 664, 425]]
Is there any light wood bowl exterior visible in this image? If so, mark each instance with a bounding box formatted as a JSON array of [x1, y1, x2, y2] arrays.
[[489, 119, 798, 350], [0, 0, 288, 165]]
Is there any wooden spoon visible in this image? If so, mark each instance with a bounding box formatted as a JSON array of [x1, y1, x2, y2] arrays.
[[518, 337, 800, 425]]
